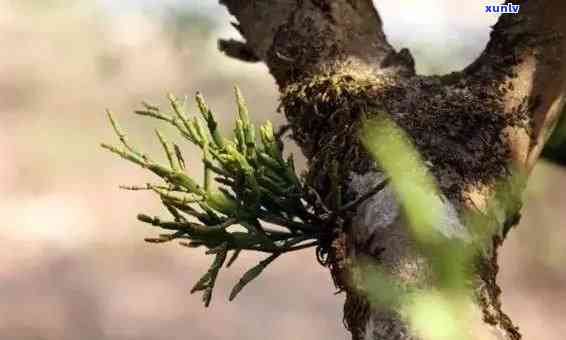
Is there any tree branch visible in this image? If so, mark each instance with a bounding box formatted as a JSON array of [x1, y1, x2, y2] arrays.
[[217, 1, 566, 339], [219, 0, 414, 86], [463, 0, 566, 171]]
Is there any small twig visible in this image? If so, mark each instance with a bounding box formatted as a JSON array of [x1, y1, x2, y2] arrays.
[[305, 185, 332, 214], [284, 241, 320, 252], [119, 184, 152, 191], [155, 129, 178, 171], [106, 110, 144, 158], [173, 144, 186, 170], [275, 124, 291, 140], [339, 178, 390, 214]]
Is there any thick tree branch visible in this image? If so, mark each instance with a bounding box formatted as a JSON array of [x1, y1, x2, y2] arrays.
[[220, 0, 414, 86], [217, 1, 566, 339], [464, 0, 566, 171]]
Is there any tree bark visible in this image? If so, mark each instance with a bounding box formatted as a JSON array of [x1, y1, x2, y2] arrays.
[[217, 1, 566, 339]]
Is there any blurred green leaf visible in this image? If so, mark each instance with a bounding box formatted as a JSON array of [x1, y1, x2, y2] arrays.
[[360, 113, 444, 244]]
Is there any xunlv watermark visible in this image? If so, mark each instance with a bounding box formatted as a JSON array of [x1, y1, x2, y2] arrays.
[[485, 3, 520, 14]]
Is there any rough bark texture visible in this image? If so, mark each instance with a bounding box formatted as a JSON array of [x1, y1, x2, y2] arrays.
[[217, 1, 566, 339]]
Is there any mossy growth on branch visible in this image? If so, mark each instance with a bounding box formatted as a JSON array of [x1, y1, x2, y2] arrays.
[[280, 69, 395, 191], [101, 88, 372, 306]]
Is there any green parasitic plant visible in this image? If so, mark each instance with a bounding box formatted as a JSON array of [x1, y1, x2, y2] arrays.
[[101, 88, 363, 307]]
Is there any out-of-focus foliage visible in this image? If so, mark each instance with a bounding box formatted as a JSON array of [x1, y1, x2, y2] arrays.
[[360, 114, 474, 340]]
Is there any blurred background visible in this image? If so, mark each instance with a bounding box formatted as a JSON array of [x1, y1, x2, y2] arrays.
[[0, 1, 564, 339]]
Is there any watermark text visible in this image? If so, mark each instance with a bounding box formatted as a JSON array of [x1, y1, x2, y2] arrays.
[[485, 3, 520, 14]]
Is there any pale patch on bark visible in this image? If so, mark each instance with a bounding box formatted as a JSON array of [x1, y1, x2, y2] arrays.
[[527, 94, 566, 168], [349, 171, 469, 248], [349, 170, 475, 340], [502, 55, 536, 165]]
